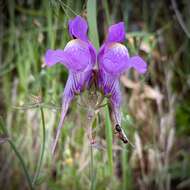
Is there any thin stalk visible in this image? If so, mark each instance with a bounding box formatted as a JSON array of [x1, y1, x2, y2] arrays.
[[86, 1, 99, 188], [105, 105, 113, 175], [90, 145, 95, 190], [122, 148, 127, 190], [122, 148, 133, 190], [32, 107, 46, 185], [88, 114, 97, 190], [8, 140, 34, 190]]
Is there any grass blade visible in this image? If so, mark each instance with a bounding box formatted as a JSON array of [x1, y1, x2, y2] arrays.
[[105, 106, 113, 175], [87, 0, 99, 49], [32, 107, 46, 185]]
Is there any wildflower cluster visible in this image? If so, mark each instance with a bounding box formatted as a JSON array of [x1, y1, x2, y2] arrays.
[[45, 16, 147, 153]]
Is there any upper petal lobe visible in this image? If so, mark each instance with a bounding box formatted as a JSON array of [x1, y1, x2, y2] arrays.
[[106, 22, 126, 43], [68, 16, 88, 42]]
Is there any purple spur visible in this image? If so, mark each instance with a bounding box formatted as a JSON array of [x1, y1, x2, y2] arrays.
[[44, 16, 147, 153]]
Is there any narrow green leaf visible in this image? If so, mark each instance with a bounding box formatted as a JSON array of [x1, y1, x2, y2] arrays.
[[32, 107, 46, 186], [105, 106, 113, 175], [87, 0, 99, 49]]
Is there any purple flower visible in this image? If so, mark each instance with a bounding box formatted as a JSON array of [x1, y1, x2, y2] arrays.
[[98, 22, 147, 125], [45, 16, 147, 151], [45, 16, 96, 153]]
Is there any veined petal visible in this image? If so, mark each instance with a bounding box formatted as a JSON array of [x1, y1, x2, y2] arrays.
[[52, 94, 72, 154], [98, 70, 122, 124], [69, 16, 88, 42], [106, 22, 125, 43], [110, 80, 122, 125], [64, 39, 93, 71], [98, 43, 147, 76], [52, 69, 93, 154], [68, 16, 96, 63], [51, 73, 74, 154], [99, 43, 129, 76], [45, 39, 92, 72]]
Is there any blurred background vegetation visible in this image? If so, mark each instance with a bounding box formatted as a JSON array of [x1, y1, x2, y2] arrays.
[[0, 0, 190, 189]]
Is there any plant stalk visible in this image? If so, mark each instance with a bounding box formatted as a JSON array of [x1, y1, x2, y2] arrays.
[[32, 107, 46, 185]]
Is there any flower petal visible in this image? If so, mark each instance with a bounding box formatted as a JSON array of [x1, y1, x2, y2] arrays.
[[110, 80, 122, 125], [106, 22, 125, 43], [51, 94, 72, 154], [98, 70, 122, 124], [69, 16, 88, 42], [88, 42, 97, 65], [52, 70, 93, 154], [127, 56, 147, 74], [98, 43, 147, 76], [45, 49, 66, 67], [99, 43, 129, 76], [64, 39, 93, 71], [45, 39, 93, 72]]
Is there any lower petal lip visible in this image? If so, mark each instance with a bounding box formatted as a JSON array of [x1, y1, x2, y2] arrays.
[[128, 55, 148, 74]]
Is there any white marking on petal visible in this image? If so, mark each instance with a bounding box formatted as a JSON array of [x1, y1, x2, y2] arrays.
[[64, 39, 87, 51], [108, 43, 129, 58]]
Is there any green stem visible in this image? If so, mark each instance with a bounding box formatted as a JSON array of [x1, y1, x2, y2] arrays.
[[32, 107, 46, 185], [122, 148, 133, 190], [105, 105, 113, 175], [86, 0, 99, 186], [87, 0, 99, 49], [90, 145, 94, 190], [8, 140, 34, 190]]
